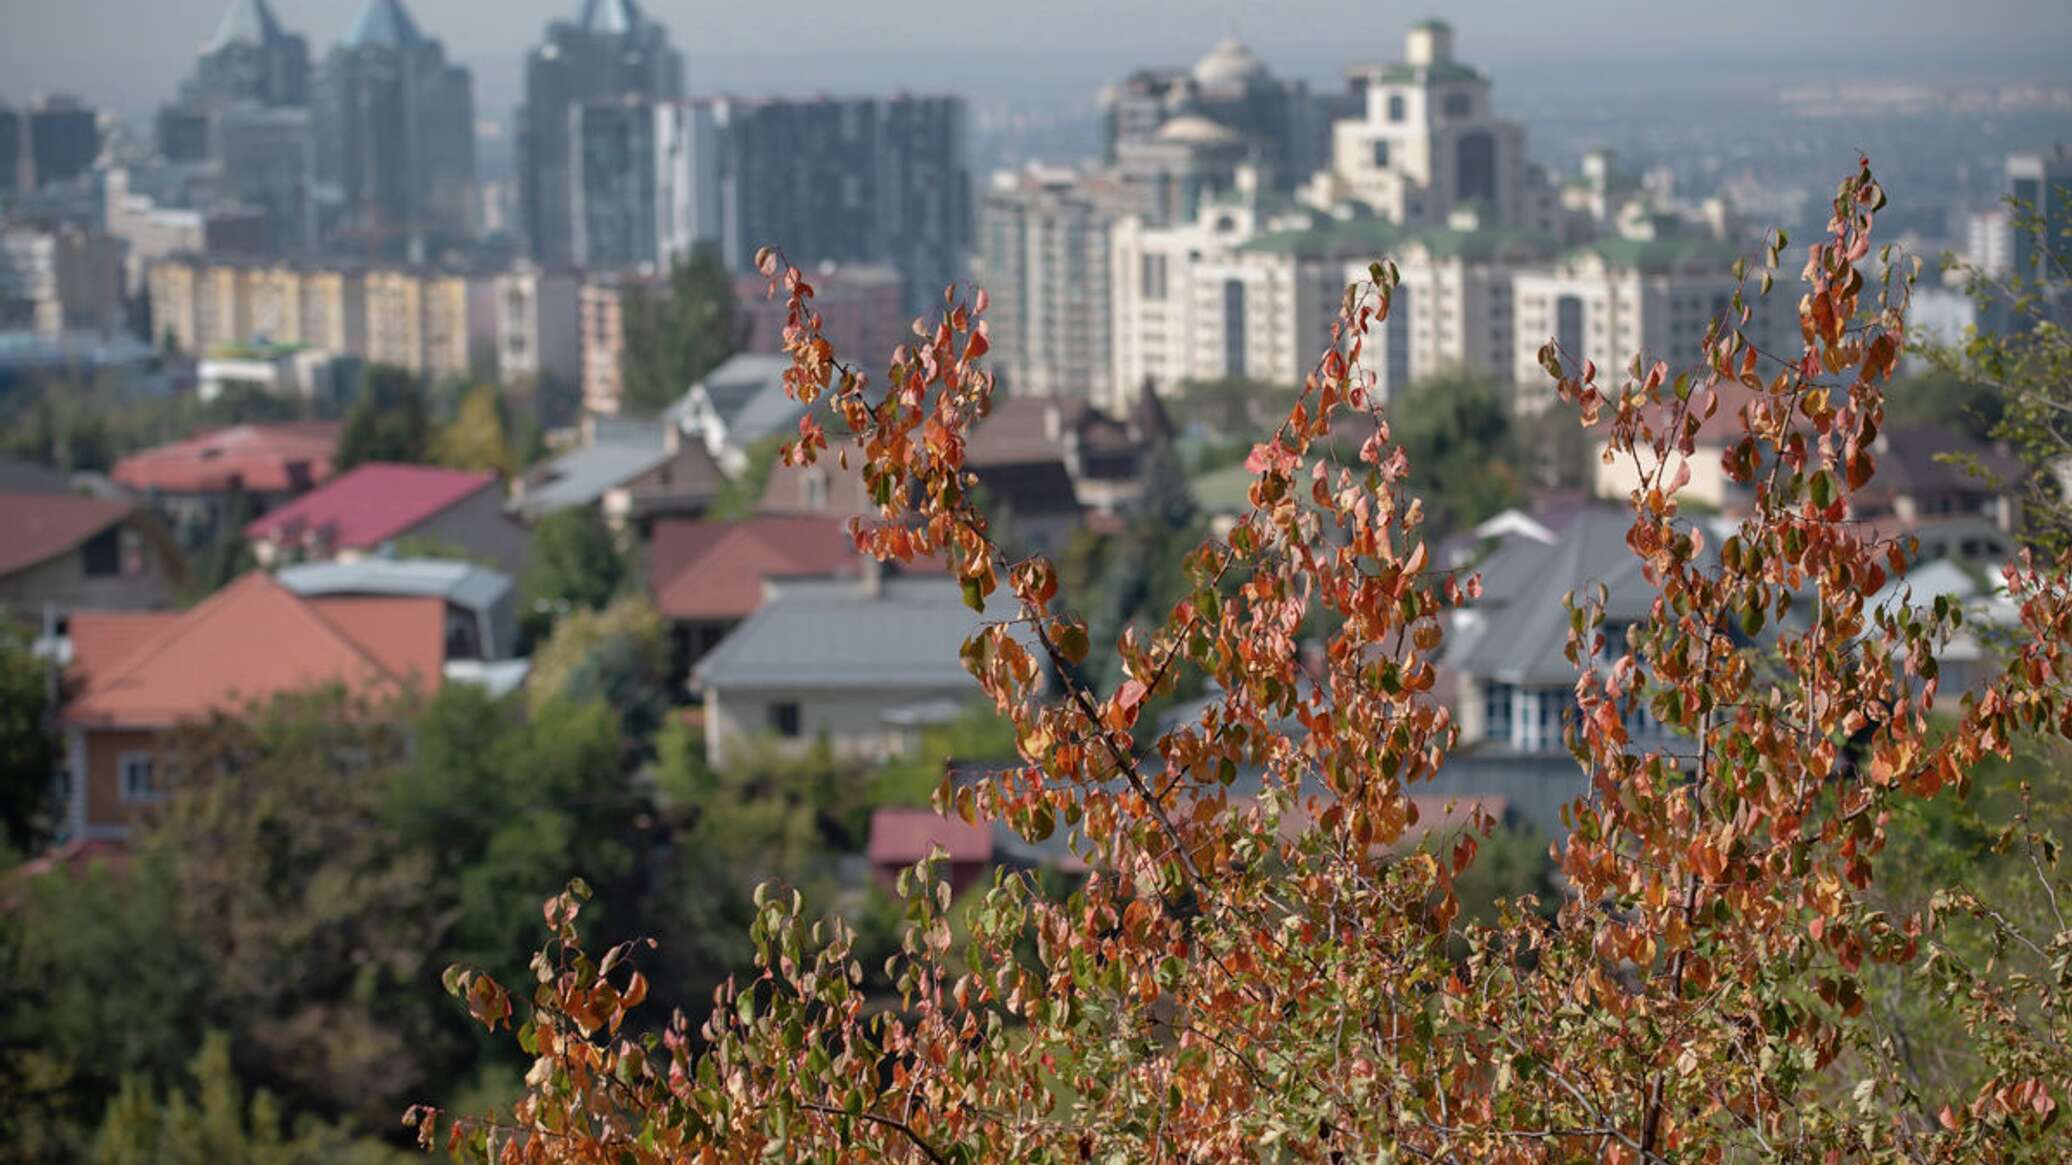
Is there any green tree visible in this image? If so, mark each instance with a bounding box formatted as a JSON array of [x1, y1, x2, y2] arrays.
[[432, 384, 518, 476], [94, 1032, 403, 1165], [619, 244, 744, 415], [518, 507, 628, 642], [1381, 372, 1526, 539], [0, 628, 54, 853], [525, 596, 671, 745], [337, 366, 432, 469]]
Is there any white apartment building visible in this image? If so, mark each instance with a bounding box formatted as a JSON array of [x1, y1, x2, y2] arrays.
[[0, 224, 123, 337], [1317, 21, 1529, 230], [492, 263, 582, 390], [1509, 238, 1794, 415], [976, 167, 1121, 401], [1345, 224, 1557, 401]]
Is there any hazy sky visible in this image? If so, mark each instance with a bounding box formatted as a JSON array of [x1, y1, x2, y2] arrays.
[[3, 0, 2070, 120]]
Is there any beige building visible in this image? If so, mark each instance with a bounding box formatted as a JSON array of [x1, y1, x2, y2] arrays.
[[579, 278, 630, 416], [976, 167, 1124, 401], [0, 225, 124, 337], [1346, 224, 1558, 401]]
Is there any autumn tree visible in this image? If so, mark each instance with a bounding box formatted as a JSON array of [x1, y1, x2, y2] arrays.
[[418, 161, 2072, 1164]]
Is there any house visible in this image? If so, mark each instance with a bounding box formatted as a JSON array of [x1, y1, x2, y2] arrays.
[[275, 557, 526, 689], [0, 492, 184, 618], [757, 453, 1085, 557], [1855, 426, 2021, 533], [646, 514, 861, 670], [111, 421, 340, 540], [692, 571, 1022, 769], [1867, 556, 2020, 702], [58, 571, 452, 841], [670, 353, 806, 476], [511, 416, 724, 530], [0, 455, 72, 494], [244, 462, 529, 574], [966, 391, 1176, 516], [865, 808, 996, 897]]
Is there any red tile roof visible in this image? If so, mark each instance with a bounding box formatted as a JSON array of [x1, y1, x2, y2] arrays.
[[112, 422, 340, 495], [63, 572, 444, 728], [0, 492, 133, 576], [243, 463, 499, 550], [648, 515, 860, 621], [67, 611, 181, 681], [867, 808, 994, 866]]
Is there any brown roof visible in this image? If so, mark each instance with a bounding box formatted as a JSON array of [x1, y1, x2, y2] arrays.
[[63, 572, 444, 728], [0, 492, 133, 577], [648, 515, 860, 622], [112, 422, 340, 495]]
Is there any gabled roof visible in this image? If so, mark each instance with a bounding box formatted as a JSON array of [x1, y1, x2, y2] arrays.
[[648, 515, 859, 622], [1873, 427, 2020, 497], [64, 572, 443, 727], [206, 0, 284, 52], [514, 424, 676, 518], [112, 422, 339, 496], [694, 576, 995, 692], [868, 807, 993, 865], [344, 0, 422, 49], [676, 353, 805, 444], [1449, 507, 1675, 687], [0, 492, 133, 577], [243, 463, 498, 550], [66, 611, 182, 682]]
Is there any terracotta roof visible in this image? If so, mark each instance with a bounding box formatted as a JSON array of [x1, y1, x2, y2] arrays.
[[0, 492, 133, 576], [112, 422, 340, 495], [63, 572, 443, 728], [243, 463, 499, 550], [66, 611, 181, 681], [307, 596, 447, 689], [647, 515, 859, 621], [867, 807, 995, 865]]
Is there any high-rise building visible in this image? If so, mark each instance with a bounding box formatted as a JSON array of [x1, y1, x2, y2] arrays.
[[216, 105, 317, 253], [0, 224, 124, 337], [699, 95, 969, 311], [313, 0, 476, 260], [518, 0, 685, 266], [2006, 148, 2072, 283], [182, 0, 311, 110], [1099, 39, 1344, 199], [1346, 226, 1557, 402], [0, 105, 21, 202], [1321, 21, 1530, 228], [571, 98, 699, 271], [976, 167, 1128, 400], [26, 97, 102, 191]]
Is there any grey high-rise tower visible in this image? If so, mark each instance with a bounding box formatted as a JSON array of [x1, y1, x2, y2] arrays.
[[519, 0, 685, 266], [183, 0, 311, 110], [314, 0, 476, 259]]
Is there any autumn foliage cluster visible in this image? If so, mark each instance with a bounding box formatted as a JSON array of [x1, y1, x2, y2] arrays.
[[416, 161, 2072, 1163]]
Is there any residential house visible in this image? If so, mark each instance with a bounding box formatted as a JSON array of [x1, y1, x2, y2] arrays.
[[511, 416, 724, 530], [111, 421, 340, 541], [1854, 427, 2021, 533], [244, 462, 528, 574], [0, 493, 185, 618], [692, 572, 1020, 769], [59, 571, 451, 841], [757, 450, 1084, 557], [671, 353, 806, 477], [645, 514, 859, 672], [965, 390, 1175, 516], [1867, 557, 2020, 703], [277, 556, 528, 695]]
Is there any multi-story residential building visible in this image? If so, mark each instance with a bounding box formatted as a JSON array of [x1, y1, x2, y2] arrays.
[[0, 224, 123, 337], [1109, 170, 1395, 408], [695, 95, 970, 311], [571, 98, 699, 271], [1346, 223, 1558, 401], [1509, 236, 1792, 414], [493, 264, 583, 392], [976, 167, 1127, 400], [518, 0, 685, 266], [1316, 21, 1529, 229], [1099, 39, 1344, 197], [578, 275, 634, 415], [313, 0, 475, 259], [0, 104, 23, 201], [733, 262, 905, 368], [2006, 147, 2072, 282]]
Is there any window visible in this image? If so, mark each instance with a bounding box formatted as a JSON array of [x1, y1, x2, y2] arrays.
[[81, 526, 120, 577], [1221, 279, 1247, 377], [1140, 253, 1168, 300], [1443, 92, 1473, 117], [1387, 94, 1405, 123], [1483, 682, 1514, 745], [1456, 130, 1496, 204], [1371, 140, 1390, 168], [769, 702, 803, 738], [119, 752, 159, 802]]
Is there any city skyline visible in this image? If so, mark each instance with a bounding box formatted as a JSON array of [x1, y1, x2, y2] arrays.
[[8, 0, 2072, 121]]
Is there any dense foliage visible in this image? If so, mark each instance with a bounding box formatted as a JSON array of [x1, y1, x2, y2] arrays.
[[420, 161, 2072, 1163], [620, 245, 746, 416]]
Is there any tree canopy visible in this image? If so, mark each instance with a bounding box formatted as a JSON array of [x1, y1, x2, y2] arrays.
[[619, 245, 745, 416]]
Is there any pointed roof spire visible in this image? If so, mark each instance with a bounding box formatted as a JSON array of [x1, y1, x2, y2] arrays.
[[577, 0, 643, 35], [205, 0, 284, 52], [345, 0, 423, 49]]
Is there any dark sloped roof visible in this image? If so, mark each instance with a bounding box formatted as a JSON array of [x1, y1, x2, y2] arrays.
[[0, 492, 132, 577], [693, 576, 996, 691], [1449, 507, 1668, 686]]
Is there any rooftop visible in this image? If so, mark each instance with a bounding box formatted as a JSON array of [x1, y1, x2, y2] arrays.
[[244, 463, 498, 550], [0, 492, 132, 577], [647, 515, 860, 622], [694, 575, 1005, 692], [276, 556, 514, 614], [112, 422, 339, 496]]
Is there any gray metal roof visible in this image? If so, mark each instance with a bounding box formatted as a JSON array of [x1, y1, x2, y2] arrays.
[[677, 354, 804, 444], [277, 556, 512, 612], [1449, 507, 1669, 687], [514, 427, 671, 518], [693, 575, 1004, 692]]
